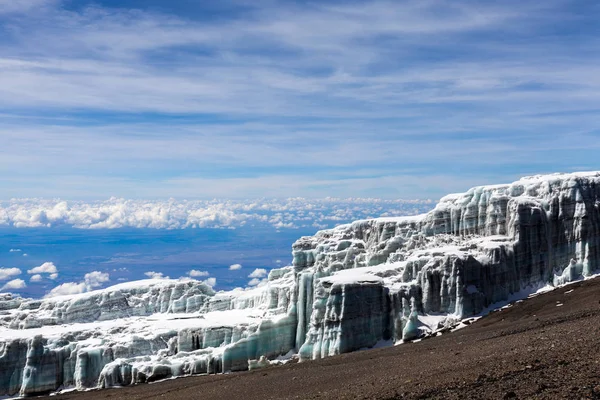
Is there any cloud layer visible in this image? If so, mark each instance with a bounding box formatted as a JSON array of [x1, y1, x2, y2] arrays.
[[0, 198, 433, 229]]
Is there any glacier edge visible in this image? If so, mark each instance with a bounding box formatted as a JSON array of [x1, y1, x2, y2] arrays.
[[2, 171, 600, 396]]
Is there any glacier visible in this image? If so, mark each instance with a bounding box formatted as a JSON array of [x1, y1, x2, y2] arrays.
[[2, 171, 600, 396]]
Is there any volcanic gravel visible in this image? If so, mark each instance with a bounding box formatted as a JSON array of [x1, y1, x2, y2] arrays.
[[55, 278, 600, 400]]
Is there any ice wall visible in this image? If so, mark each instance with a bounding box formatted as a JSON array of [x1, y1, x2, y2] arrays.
[[2, 172, 600, 396], [293, 172, 600, 359], [1, 280, 215, 330], [299, 275, 390, 360], [0, 274, 299, 397]]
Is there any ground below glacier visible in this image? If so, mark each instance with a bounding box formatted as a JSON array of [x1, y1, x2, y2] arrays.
[[55, 278, 600, 400]]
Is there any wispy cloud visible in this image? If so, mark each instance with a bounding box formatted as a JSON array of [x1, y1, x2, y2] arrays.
[[0, 0, 55, 15], [0, 0, 598, 198]]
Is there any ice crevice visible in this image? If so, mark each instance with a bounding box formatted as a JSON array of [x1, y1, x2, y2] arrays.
[[2, 171, 600, 396]]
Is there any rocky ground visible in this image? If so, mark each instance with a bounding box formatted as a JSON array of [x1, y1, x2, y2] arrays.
[[55, 278, 600, 400]]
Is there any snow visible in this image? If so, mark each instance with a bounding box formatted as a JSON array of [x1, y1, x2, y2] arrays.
[[320, 269, 383, 285], [366, 214, 427, 224], [0, 309, 266, 342], [41, 278, 176, 302]]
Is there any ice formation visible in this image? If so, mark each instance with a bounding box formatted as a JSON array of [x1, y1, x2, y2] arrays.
[[2, 171, 600, 396]]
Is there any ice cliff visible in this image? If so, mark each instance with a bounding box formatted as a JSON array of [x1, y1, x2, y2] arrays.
[[2, 171, 600, 396]]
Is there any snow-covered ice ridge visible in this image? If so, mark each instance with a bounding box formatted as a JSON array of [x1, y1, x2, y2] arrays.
[[2, 171, 600, 396]]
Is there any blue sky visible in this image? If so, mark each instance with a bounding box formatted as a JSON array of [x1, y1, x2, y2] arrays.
[[0, 0, 599, 199]]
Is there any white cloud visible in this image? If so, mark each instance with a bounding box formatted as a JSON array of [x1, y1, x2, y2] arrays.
[[30, 274, 43, 282], [27, 261, 58, 275], [0, 1, 593, 199], [202, 277, 216, 287], [45, 271, 110, 297], [247, 278, 267, 287], [0, 0, 54, 15], [9, 248, 21, 252], [0, 267, 21, 281], [229, 263, 242, 271], [0, 1, 532, 116], [84, 271, 110, 288], [188, 270, 209, 277], [144, 271, 167, 279], [49, 273, 58, 280], [248, 268, 267, 279], [0, 279, 26, 292], [45, 282, 87, 297]]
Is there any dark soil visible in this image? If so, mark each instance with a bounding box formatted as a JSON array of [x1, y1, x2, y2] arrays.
[[55, 278, 600, 399]]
